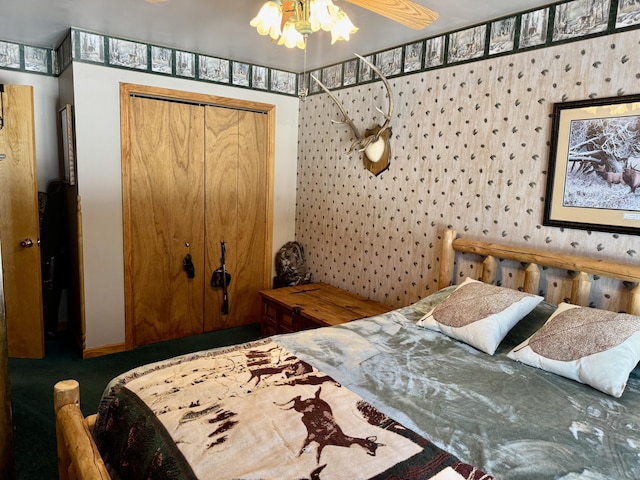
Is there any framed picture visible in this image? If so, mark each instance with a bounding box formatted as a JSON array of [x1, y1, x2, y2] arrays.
[[59, 104, 76, 186], [543, 94, 640, 234]]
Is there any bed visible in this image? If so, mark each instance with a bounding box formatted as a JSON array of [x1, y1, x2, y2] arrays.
[[54, 228, 640, 479]]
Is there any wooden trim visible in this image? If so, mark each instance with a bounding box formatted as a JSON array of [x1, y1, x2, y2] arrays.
[[120, 84, 134, 351], [77, 196, 86, 349], [63, 187, 85, 355], [264, 103, 276, 290], [119, 83, 277, 114], [82, 342, 126, 359]]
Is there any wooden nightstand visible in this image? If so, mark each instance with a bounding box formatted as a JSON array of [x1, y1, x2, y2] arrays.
[[259, 282, 391, 336]]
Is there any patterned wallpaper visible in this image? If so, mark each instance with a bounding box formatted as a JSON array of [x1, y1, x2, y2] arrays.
[[296, 30, 640, 311]]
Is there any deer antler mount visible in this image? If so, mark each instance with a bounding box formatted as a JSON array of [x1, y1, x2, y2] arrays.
[[312, 54, 393, 176]]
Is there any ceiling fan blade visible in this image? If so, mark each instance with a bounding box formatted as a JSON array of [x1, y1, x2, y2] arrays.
[[344, 0, 438, 30]]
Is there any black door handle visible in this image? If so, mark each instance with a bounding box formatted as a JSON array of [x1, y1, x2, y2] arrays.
[[183, 253, 195, 278]]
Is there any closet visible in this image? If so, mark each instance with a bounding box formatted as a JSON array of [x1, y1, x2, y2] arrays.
[[0, 84, 44, 358], [120, 84, 274, 347]]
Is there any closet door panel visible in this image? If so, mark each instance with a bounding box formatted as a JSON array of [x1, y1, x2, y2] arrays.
[[127, 97, 205, 345], [204, 106, 239, 331], [234, 110, 269, 324]]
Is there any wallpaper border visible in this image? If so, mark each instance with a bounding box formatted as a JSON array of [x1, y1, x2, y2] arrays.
[[303, 0, 640, 95], [0, 40, 53, 76], [1, 0, 638, 98]]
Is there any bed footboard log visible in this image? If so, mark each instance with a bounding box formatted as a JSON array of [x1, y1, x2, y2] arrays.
[[53, 380, 109, 480]]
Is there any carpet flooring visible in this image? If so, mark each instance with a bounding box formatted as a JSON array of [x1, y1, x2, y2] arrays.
[[7, 323, 262, 479]]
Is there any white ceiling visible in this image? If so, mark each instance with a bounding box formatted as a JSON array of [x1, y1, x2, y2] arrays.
[[1, 0, 556, 72]]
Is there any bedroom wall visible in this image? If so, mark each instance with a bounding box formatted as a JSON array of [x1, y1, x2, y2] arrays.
[[71, 62, 299, 349], [296, 30, 640, 310]]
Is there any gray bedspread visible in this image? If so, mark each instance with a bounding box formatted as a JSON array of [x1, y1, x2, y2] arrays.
[[275, 288, 640, 480]]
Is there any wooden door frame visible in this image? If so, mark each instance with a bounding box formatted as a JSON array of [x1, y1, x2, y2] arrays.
[[120, 83, 275, 350]]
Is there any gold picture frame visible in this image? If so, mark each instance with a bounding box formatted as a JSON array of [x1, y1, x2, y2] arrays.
[[543, 94, 640, 234]]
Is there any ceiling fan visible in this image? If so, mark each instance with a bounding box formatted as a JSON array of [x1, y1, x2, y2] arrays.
[[251, 0, 438, 49], [344, 0, 438, 30]]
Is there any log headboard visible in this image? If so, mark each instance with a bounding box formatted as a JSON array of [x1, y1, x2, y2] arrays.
[[438, 228, 640, 315]]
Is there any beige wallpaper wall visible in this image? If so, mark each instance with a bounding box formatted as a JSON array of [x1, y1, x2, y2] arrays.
[[296, 30, 640, 310]]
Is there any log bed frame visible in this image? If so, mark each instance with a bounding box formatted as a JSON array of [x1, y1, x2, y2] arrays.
[[437, 228, 640, 314], [53, 228, 640, 479]]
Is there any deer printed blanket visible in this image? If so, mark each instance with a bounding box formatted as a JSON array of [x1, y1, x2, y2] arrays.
[[93, 339, 491, 480]]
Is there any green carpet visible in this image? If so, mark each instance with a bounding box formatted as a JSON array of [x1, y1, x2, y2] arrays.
[[7, 324, 262, 479]]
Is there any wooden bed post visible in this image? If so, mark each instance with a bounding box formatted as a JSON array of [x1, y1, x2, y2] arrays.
[[523, 263, 541, 295], [571, 272, 591, 307], [628, 284, 640, 316], [481, 256, 497, 284], [53, 380, 109, 480], [439, 229, 457, 289]]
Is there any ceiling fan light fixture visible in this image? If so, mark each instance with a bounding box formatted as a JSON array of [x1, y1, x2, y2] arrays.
[[251, 0, 357, 49], [250, 1, 283, 40], [278, 21, 307, 49], [309, 0, 337, 32], [329, 10, 358, 44]]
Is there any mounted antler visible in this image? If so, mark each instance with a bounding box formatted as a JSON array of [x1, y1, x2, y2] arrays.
[[312, 54, 394, 176]]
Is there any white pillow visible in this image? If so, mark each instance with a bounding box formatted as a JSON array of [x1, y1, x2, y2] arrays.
[[417, 277, 543, 355], [508, 302, 640, 397]]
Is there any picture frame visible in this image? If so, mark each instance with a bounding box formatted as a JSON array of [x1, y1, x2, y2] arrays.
[[59, 104, 76, 186], [543, 94, 640, 235]]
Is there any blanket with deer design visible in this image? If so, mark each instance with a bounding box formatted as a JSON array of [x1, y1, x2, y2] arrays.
[[93, 339, 492, 480]]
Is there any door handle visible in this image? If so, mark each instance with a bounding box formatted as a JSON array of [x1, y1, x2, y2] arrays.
[[20, 238, 34, 248], [183, 253, 195, 278]]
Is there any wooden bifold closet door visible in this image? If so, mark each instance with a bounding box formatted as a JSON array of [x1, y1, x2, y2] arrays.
[[122, 85, 273, 347], [203, 106, 269, 332]]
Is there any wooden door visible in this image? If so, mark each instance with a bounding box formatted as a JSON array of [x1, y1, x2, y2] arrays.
[[125, 96, 206, 346], [204, 107, 270, 330], [0, 85, 44, 358]]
